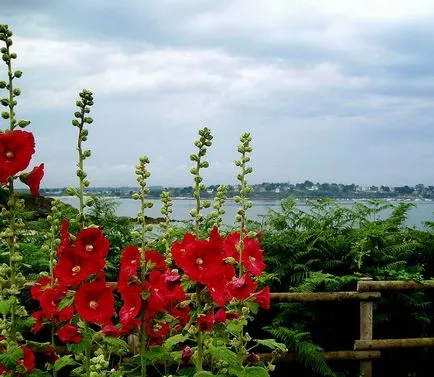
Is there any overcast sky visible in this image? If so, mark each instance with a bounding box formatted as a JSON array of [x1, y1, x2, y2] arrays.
[[2, 0, 434, 188]]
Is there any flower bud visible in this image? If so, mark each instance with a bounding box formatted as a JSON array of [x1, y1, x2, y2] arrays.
[[13, 70, 22, 78], [181, 346, 192, 363]]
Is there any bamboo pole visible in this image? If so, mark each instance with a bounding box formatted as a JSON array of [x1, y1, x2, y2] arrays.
[[261, 350, 381, 362], [359, 277, 373, 377], [270, 291, 380, 302], [357, 280, 434, 292], [355, 338, 434, 350]]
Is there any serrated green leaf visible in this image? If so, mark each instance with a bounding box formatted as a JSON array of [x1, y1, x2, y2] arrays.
[[58, 293, 75, 311], [54, 355, 77, 372], [145, 346, 170, 363], [254, 339, 287, 352], [193, 372, 215, 377], [0, 345, 24, 368], [244, 301, 259, 315], [208, 345, 238, 366], [163, 333, 189, 351], [29, 369, 52, 377], [0, 299, 11, 316], [226, 319, 247, 334], [16, 316, 36, 332], [104, 337, 129, 355], [243, 366, 270, 377]]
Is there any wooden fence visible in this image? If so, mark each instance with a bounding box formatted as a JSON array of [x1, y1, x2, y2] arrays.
[[266, 277, 434, 377]]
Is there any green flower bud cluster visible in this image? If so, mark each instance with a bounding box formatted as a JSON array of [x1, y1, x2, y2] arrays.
[[209, 184, 228, 229], [190, 127, 213, 236], [160, 191, 174, 263], [72, 89, 94, 227], [43, 200, 64, 279], [0, 25, 29, 130], [134, 156, 153, 256], [234, 132, 253, 227]]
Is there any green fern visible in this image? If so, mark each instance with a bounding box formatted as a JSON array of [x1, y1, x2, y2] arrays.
[[264, 326, 335, 376]]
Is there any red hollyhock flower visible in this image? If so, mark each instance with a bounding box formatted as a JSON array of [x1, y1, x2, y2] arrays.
[[197, 312, 215, 332], [170, 306, 190, 328], [226, 311, 239, 320], [101, 323, 121, 337], [0, 130, 35, 183], [39, 286, 68, 317], [119, 284, 143, 325], [253, 286, 270, 309], [172, 232, 227, 285], [146, 321, 170, 345], [207, 279, 228, 307], [75, 281, 115, 324], [145, 250, 166, 272], [43, 346, 59, 364], [57, 324, 82, 344], [120, 246, 140, 276], [76, 227, 110, 262], [31, 311, 44, 334], [227, 273, 258, 300], [242, 238, 265, 276], [20, 163, 44, 196], [18, 346, 35, 373], [145, 271, 169, 314], [30, 276, 52, 301], [54, 246, 101, 286], [57, 220, 71, 258], [214, 308, 227, 323]]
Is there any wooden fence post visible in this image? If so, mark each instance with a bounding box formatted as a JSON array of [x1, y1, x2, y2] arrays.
[[359, 277, 374, 377]]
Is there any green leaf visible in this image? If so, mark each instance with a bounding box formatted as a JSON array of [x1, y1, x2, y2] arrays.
[[104, 337, 129, 355], [243, 366, 270, 377], [54, 355, 77, 372], [244, 301, 259, 315], [16, 316, 36, 332], [29, 369, 52, 377], [193, 372, 215, 377], [58, 293, 75, 311], [145, 346, 170, 363], [226, 319, 247, 334], [0, 345, 24, 368], [0, 299, 11, 316], [163, 333, 189, 351], [255, 339, 288, 352], [208, 345, 238, 366]]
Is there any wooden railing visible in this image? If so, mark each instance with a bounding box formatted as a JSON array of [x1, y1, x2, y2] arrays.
[[267, 277, 434, 377]]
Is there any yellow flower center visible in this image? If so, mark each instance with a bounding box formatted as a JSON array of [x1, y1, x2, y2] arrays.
[[72, 266, 81, 275], [196, 258, 203, 265], [89, 300, 98, 309], [249, 256, 256, 262], [85, 244, 94, 252], [5, 151, 13, 159]]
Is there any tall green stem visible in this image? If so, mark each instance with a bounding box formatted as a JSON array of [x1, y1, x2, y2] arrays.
[[134, 156, 152, 377]]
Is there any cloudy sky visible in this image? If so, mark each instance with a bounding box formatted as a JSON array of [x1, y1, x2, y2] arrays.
[[2, 0, 434, 188]]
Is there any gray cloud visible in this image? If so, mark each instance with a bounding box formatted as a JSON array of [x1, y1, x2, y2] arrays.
[[1, 0, 434, 188]]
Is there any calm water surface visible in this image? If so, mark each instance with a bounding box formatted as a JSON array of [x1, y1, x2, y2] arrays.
[[58, 197, 434, 228]]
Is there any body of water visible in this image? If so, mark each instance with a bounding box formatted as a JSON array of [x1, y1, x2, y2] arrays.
[[58, 197, 434, 228]]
